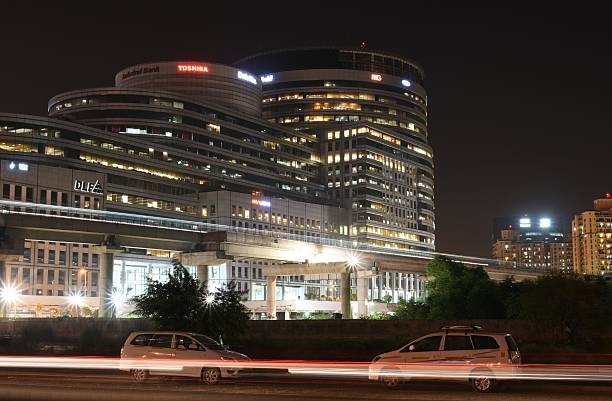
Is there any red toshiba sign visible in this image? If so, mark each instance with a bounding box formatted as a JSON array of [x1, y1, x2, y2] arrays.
[[177, 64, 209, 73]]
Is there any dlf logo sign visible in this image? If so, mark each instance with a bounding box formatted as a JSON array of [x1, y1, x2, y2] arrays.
[[74, 179, 103, 195]]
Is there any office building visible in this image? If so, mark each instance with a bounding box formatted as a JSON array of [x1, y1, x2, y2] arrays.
[[0, 49, 433, 317], [572, 194, 612, 275], [492, 216, 572, 271]]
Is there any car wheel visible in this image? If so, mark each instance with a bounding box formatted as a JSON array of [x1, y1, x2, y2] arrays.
[[202, 367, 221, 385], [470, 371, 497, 393], [380, 369, 402, 390], [131, 369, 149, 383]]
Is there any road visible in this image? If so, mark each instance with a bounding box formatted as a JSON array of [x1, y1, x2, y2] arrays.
[[0, 370, 610, 401]]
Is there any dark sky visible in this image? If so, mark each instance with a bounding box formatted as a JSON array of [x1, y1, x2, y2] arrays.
[[1, 3, 610, 257]]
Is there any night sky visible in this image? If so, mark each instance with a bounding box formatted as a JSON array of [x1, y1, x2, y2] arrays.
[[1, 3, 610, 257]]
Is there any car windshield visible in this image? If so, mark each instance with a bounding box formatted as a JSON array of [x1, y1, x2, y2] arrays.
[[192, 334, 225, 350]]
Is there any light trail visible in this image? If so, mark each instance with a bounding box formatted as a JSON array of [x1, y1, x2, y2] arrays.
[[0, 356, 611, 382]]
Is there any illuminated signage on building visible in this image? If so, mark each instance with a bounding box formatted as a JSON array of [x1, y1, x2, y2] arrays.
[[121, 65, 160, 80], [370, 73, 382, 81], [8, 161, 29, 172], [519, 217, 531, 228], [74, 179, 103, 195], [177, 64, 209, 73], [251, 199, 271, 207], [539, 218, 552, 228], [401, 79, 412, 87], [260, 74, 274, 83], [237, 70, 257, 85]]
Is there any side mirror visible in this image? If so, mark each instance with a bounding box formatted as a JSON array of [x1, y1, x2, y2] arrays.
[[408, 344, 416, 351]]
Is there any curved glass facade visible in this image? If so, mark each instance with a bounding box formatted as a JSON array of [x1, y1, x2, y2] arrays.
[[236, 48, 435, 250]]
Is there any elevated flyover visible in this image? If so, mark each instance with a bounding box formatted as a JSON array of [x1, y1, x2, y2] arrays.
[[0, 200, 545, 318]]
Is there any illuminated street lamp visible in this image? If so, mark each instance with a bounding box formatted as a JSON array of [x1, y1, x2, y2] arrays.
[[109, 290, 127, 317], [204, 293, 216, 306], [345, 251, 361, 270], [68, 291, 84, 317], [0, 283, 20, 318]]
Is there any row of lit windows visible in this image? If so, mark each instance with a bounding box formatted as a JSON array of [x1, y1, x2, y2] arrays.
[[327, 127, 429, 156], [270, 102, 425, 125], [283, 115, 421, 133], [267, 91, 425, 107], [2, 183, 101, 209], [81, 133, 315, 179], [51, 94, 317, 149], [106, 123, 316, 168], [106, 192, 197, 215]]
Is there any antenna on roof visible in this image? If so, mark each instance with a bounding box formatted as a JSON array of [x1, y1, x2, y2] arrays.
[[360, 41, 367, 49]]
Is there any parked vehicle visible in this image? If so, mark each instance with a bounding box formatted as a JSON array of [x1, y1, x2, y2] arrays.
[[120, 331, 250, 384], [369, 326, 521, 393]]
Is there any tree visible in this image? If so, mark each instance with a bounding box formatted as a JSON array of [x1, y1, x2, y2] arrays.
[[465, 280, 505, 319], [515, 274, 612, 344], [133, 261, 251, 340], [200, 281, 250, 341], [425, 256, 504, 319], [132, 262, 204, 331], [394, 298, 430, 319]]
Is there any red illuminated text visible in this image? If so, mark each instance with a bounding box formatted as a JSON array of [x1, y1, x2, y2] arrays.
[[177, 65, 209, 73]]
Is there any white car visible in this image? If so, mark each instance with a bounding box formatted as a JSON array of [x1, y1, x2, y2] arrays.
[[120, 331, 250, 384], [369, 326, 521, 393]]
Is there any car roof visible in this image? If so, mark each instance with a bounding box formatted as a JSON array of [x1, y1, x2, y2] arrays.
[[129, 331, 204, 336], [432, 331, 511, 336]]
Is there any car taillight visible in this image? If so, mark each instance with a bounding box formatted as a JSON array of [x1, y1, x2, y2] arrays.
[[120, 348, 124, 357]]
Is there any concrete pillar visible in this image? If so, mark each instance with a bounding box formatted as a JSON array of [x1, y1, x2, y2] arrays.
[[266, 276, 277, 320], [340, 271, 351, 319], [98, 252, 114, 318], [196, 265, 208, 289], [356, 272, 368, 317], [0, 260, 5, 319]]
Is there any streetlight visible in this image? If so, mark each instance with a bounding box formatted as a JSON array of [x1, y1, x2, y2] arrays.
[[345, 250, 361, 269], [204, 293, 216, 306], [0, 283, 20, 318], [109, 290, 126, 317], [68, 291, 84, 317]]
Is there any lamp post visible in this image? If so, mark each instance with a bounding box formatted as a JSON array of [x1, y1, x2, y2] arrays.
[[1, 284, 20, 319], [79, 268, 87, 297]]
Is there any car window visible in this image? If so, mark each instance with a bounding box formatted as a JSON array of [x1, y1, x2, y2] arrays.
[[505, 335, 518, 351], [176, 335, 205, 351], [402, 335, 442, 352], [471, 335, 500, 350], [149, 334, 173, 348], [444, 335, 473, 351], [192, 334, 225, 351], [130, 333, 153, 346]]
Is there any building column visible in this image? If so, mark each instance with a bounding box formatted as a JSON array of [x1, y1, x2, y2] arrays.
[[95, 245, 122, 319], [266, 276, 277, 320], [196, 265, 208, 290], [0, 260, 5, 318], [356, 272, 368, 317], [340, 271, 351, 319]]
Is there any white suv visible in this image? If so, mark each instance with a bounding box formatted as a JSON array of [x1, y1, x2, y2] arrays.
[[120, 331, 250, 384], [369, 326, 521, 393]]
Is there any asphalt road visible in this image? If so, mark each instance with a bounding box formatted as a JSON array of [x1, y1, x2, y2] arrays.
[[0, 370, 610, 401]]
